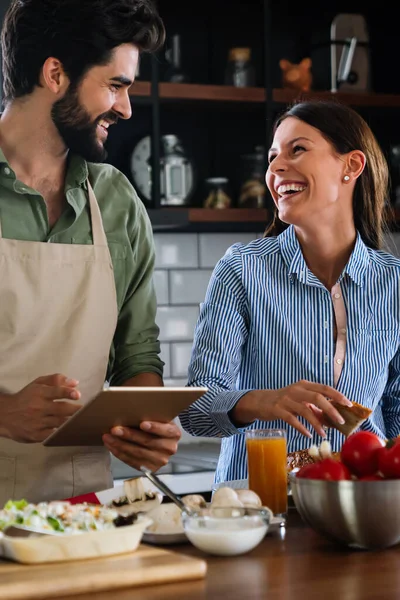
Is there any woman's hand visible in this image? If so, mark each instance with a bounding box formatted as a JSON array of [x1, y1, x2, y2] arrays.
[[102, 420, 181, 472], [232, 380, 353, 438]]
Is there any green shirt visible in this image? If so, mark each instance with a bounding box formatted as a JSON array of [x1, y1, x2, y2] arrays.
[[0, 148, 163, 385]]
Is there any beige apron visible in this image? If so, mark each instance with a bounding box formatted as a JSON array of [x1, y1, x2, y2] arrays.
[[0, 181, 118, 505]]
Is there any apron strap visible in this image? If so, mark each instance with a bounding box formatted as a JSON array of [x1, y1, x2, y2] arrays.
[[87, 180, 108, 247]]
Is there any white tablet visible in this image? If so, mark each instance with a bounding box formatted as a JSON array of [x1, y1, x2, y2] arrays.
[[43, 386, 207, 447]]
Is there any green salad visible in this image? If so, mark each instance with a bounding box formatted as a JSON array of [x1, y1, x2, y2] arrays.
[[0, 499, 124, 534]]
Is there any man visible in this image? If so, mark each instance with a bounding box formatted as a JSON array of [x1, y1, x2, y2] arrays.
[[0, 0, 181, 505]]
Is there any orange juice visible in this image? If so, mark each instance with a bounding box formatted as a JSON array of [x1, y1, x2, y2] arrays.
[[246, 431, 287, 515]]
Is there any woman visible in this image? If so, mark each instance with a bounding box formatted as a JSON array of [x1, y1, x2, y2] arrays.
[[180, 100, 400, 484]]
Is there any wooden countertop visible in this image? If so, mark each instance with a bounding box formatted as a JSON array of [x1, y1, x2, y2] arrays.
[[52, 510, 400, 600]]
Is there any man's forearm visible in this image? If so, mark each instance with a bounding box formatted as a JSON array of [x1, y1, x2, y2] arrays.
[[122, 372, 163, 387]]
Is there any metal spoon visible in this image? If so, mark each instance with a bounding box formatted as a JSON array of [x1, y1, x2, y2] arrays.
[[139, 466, 194, 515]]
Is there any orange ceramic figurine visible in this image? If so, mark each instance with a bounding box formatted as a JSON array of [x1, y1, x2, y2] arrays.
[[279, 57, 312, 92]]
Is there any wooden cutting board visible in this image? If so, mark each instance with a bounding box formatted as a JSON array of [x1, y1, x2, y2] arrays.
[[0, 544, 207, 600]]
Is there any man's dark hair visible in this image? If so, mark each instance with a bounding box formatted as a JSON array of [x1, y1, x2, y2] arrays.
[[1, 0, 165, 104]]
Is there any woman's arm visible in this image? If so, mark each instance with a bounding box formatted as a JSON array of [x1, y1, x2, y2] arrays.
[[180, 245, 254, 438]]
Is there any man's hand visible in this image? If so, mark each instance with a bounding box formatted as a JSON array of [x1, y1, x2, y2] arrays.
[[102, 421, 181, 472], [0, 374, 81, 443]]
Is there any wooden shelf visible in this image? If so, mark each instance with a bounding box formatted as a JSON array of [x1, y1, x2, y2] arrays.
[[148, 207, 269, 233], [188, 208, 268, 222], [129, 81, 400, 108], [158, 83, 265, 103], [273, 89, 400, 108], [148, 206, 399, 234], [129, 81, 151, 97]]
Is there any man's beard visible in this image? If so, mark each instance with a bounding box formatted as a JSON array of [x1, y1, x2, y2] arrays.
[[51, 84, 118, 162]]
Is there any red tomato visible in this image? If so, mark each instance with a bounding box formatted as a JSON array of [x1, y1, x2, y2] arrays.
[[296, 463, 322, 479], [358, 474, 384, 481], [377, 439, 400, 478], [340, 431, 385, 477], [297, 458, 351, 481]]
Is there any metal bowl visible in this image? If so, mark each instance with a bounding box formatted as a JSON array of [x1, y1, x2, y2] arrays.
[[289, 472, 400, 550]]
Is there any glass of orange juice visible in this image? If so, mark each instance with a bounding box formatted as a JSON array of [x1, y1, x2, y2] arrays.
[[245, 428, 287, 516]]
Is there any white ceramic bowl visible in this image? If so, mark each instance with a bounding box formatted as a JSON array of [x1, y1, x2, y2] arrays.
[[181, 506, 271, 556], [0, 515, 152, 564]]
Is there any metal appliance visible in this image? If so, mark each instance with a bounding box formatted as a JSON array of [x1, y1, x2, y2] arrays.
[[130, 134, 195, 206], [330, 13, 370, 92]]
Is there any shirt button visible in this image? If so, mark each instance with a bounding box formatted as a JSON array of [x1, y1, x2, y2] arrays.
[[324, 321, 328, 328], [334, 293, 341, 299], [324, 355, 329, 364], [336, 359, 343, 365], [4, 167, 10, 175]]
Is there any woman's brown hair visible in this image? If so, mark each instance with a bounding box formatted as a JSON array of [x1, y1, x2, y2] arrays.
[[264, 100, 391, 250]]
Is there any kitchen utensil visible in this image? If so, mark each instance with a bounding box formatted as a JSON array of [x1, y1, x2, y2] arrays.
[[289, 472, 400, 549], [0, 543, 207, 599], [140, 466, 195, 516]]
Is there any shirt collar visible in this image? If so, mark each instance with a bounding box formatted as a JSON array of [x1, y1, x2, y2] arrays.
[[65, 153, 89, 190], [278, 224, 370, 287], [0, 145, 88, 188]]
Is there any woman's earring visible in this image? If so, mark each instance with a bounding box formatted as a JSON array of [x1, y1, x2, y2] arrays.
[[343, 175, 350, 181]]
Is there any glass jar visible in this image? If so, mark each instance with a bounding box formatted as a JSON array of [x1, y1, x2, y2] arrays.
[[224, 47, 255, 87], [238, 146, 267, 208], [203, 178, 232, 209]]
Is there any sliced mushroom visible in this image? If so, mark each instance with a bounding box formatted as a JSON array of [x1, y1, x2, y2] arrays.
[[111, 477, 162, 514], [146, 503, 184, 534]]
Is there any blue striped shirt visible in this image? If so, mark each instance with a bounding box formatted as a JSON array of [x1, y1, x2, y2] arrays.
[[181, 225, 400, 484]]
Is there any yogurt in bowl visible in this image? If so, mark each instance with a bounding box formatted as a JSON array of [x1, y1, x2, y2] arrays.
[[181, 506, 271, 556]]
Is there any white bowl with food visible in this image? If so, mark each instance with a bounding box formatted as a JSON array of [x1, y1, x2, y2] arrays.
[[0, 499, 151, 564], [181, 505, 272, 556]]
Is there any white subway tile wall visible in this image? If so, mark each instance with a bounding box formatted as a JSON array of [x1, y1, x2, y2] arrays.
[[154, 231, 260, 443], [157, 306, 200, 342], [169, 269, 213, 305], [154, 233, 199, 268], [153, 230, 400, 441], [153, 270, 169, 305], [154, 232, 260, 385], [171, 342, 194, 378], [199, 233, 257, 268]]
